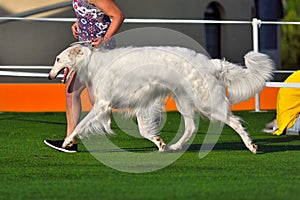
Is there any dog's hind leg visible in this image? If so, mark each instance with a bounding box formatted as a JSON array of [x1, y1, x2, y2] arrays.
[[168, 115, 196, 151], [136, 112, 166, 152], [212, 112, 258, 154], [167, 92, 197, 151], [227, 115, 257, 153]]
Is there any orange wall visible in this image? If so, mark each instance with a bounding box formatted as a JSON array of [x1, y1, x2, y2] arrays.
[[0, 83, 279, 112]]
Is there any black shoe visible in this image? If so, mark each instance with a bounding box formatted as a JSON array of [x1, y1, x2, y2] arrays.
[[44, 139, 78, 153]]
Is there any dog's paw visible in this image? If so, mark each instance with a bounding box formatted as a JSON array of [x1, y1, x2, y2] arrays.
[[167, 144, 182, 151], [158, 144, 166, 152], [62, 138, 75, 148], [248, 143, 258, 154]]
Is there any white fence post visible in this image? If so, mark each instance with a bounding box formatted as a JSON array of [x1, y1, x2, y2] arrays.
[[252, 18, 262, 112]]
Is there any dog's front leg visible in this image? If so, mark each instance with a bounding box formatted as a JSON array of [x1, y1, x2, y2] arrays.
[[168, 116, 196, 151], [136, 112, 166, 152], [62, 131, 78, 148], [62, 102, 112, 149]]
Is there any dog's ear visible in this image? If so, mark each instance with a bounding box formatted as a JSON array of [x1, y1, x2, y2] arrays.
[[69, 46, 84, 57]]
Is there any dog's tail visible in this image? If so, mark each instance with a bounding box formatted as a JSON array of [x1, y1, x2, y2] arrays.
[[211, 51, 274, 105]]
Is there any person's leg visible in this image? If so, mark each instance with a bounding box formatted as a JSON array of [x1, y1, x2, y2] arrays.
[[44, 72, 85, 153], [65, 72, 86, 139]]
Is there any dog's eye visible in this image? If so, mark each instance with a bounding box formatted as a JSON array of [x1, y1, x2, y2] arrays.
[[56, 58, 60, 62]]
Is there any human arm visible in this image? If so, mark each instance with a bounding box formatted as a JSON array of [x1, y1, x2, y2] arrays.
[[71, 19, 79, 39], [90, 0, 125, 47]]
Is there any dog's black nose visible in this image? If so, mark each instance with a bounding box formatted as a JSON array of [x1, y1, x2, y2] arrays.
[[48, 75, 52, 80]]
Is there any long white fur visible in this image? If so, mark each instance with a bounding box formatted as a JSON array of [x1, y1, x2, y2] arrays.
[[49, 45, 274, 153], [211, 52, 274, 104]]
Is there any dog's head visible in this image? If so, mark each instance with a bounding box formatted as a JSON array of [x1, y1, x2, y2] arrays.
[[48, 44, 90, 83]]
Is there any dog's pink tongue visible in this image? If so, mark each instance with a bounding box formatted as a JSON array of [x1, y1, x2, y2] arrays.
[[61, 68, 69, 83]]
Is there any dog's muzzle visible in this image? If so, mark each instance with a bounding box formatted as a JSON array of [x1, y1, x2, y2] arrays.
[[48, 67, 70, 83]]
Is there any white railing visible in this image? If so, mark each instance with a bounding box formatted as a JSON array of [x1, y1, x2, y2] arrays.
[[266, 82, 300, 88], [1, 17, 300, 111], [0, 66, 61, 78]]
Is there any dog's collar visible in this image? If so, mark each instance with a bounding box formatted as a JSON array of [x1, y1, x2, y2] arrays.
[[70, 41, 91, 47]]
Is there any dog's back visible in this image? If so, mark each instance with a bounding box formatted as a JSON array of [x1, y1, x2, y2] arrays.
[[88, 46, 216, 111]]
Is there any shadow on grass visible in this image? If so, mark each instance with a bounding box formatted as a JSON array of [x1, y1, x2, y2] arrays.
[[0, 114, 66, 125], [80, 146, 156, 153], [187, 135, 300, 154], [79, 136, 300, 154], [254, 136, 300, 153]]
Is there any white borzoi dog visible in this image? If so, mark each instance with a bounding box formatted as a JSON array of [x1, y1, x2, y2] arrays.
[[48, 44, 274, 154]]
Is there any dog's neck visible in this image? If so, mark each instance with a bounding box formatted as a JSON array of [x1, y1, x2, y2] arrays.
[[75, 46, 94, 82]]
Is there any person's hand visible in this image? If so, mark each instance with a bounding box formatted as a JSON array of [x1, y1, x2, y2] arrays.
[[71, 21, 79, 39], [91, 37, 104, 48]]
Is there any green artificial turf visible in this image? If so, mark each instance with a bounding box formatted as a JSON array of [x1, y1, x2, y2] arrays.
[[0, 111, 300, 199]]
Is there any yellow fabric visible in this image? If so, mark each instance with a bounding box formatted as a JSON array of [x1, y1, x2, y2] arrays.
[[274, 70, 300, 135]]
